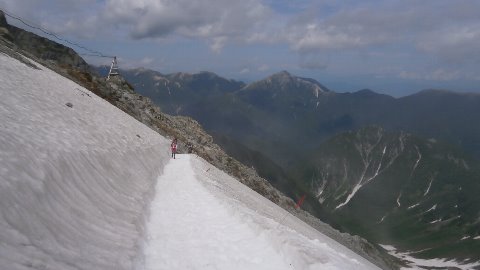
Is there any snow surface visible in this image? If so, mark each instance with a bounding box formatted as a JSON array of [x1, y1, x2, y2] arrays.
[[0, 53, 169, 269], [407, 203, 420, 209], [0, 53, 380, 269], [423, 176, 434, 196], [143, 155, 379, 269]]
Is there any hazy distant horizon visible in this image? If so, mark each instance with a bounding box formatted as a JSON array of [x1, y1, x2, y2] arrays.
[[113, 64, 480, 98], [4, 0, 478, 97]]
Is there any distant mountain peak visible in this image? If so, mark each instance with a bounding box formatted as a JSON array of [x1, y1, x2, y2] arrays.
[[270, 70, 292, 78], [244, 71, 330, 99], [355, 89, 376, 94], [353, 89, 380, 97], [170, 71, 190, 80], [263, 70, 294, 85]]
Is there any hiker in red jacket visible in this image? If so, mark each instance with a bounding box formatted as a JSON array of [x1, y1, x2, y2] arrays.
[[171, 138, 177, 159]]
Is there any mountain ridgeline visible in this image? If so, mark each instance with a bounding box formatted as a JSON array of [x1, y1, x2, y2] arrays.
[[119, 68, 480, 165], [118, 67, 480, 265]]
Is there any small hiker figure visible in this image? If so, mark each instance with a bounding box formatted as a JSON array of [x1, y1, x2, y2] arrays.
[[171, 138, 177, 159]]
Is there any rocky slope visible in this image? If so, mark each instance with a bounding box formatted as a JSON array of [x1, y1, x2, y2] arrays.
[[0, 10, 400, 269], [293, 126, 480, 263]]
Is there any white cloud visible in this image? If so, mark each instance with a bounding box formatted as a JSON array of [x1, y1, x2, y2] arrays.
[[417, 23, 480, 64], [3, 0, 480, 87], [298, 53, 329, 70], [115, 56, 156, 69], [281, 0, 480, 59], [3, 0, 272, 51], [239, 68, 250, 74], [426, 69, 461, 81], [257, 64, 270, 72], [1, 0, 107, 38], [8, 0, 480, 59], [398, 71, 422, 80], [399, 69, 469, 81], [140, 57, 155, 66], [102, 0, 271, 50], [210, 36, 228, 54], [292, 25, 370, 52]]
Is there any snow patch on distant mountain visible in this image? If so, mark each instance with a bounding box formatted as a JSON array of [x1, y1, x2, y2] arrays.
[[425, 204, 437, 213], [396, 192, 402, 207], [153, 75, 167, 81], [408, 203, 421, 209], [336, 139, 395, 210], [380, 245, 480, 270], [423, 175, 434, 196]]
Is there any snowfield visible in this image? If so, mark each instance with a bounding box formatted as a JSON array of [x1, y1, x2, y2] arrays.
[[143, 154, 378, 270], [0, 52, 380, 269], [0, 53, 170, 269]]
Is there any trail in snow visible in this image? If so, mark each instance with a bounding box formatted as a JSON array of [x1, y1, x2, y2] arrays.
[[144, 155, 290, 270], [143, 155, 379, 270]]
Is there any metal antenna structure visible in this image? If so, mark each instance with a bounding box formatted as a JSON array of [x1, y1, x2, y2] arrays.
[[107, 56, 119, 80]]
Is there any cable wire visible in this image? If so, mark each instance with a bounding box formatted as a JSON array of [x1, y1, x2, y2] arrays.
[[1, 8, 114, 58]]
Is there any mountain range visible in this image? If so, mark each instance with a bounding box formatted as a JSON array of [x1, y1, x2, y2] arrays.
[[112, 66, 480, 264], [115, 68, 480, 164]]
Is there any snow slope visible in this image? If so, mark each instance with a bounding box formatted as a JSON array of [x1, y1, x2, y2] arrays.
[[0, 53, 170, 269], [0, 52, 379, 269], [143, 155, 379, 270]]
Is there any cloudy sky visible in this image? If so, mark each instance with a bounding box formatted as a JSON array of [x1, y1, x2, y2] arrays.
[[2, 0, 479, 96]]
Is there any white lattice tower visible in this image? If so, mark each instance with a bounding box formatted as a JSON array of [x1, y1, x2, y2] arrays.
[[107, 56, 119, 80]]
